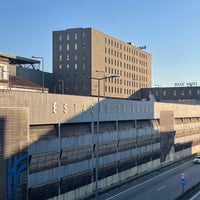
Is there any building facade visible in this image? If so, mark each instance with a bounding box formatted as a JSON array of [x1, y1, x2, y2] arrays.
[[1, 90, 200, 199], [0, 52, 52, 93], [53, 27, 152, 98], [130, 87, 200, 105]]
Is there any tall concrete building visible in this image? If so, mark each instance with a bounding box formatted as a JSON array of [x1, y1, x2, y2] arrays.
[[53, 27, 152, 98]]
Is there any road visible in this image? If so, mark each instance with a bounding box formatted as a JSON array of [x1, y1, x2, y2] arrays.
[[190, 191, 200, 200], [97, 157, 200, 200]]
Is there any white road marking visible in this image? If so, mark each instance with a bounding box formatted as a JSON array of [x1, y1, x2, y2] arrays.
[[106, 160, 192, 200], [189, 191, 200, 200], [157, 185, 166, 191]]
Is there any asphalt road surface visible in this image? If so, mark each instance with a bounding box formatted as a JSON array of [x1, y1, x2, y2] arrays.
[[97, 157, 200, 200]]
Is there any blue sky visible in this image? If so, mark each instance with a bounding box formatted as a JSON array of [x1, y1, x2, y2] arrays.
[[1, 0, 200, 87]]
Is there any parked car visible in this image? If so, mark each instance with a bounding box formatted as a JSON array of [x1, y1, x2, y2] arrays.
[[193, 156, 200, 164]]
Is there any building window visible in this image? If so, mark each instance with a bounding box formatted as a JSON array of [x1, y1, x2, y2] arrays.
[[181, 90, 184, 96], [197, 90, 200, 95], [67, 54, 69, 61], [75, 33, 78, 40], [66, 64, 69, 70], [74, 54, 77, 60], [59, 64, 62, 69], [173, 90, 176, 96], [75, 43, 78, 50], [67, 33, 69, 40], [155, 91, 158, 97], [189, 90, 192, 96], [59, 55, 62, 61], [75, 64, 78, 70], [67, 44, 69, 51], [59, 44, 62, 52], [163, 90, 166, 96], [82, 32, 85, 39]]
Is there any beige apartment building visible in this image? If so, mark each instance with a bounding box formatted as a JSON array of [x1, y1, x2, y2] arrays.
[[53, 27, 152, 98]]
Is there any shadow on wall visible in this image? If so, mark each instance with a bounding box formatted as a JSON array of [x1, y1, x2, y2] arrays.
[[0, 108, 29, 200]]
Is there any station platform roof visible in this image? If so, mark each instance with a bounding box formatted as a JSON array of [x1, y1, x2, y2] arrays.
[[0, 52, 40, 65]]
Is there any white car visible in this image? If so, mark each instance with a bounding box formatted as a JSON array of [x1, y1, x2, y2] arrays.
[[193, 156, 200, 164]]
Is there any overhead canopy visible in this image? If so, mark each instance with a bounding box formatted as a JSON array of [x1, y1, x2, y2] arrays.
[[0, 52, 40, 65]]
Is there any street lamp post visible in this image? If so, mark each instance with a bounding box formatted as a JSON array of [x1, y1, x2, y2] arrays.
[[95, 70, 105, 97], [32, 56, 44, 92], [93, 75, 119, 199]]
